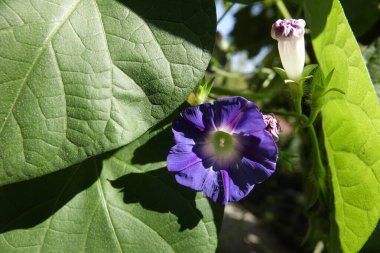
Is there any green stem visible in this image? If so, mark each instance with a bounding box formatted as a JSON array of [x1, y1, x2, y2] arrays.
[[308, 124, 327, 203], [217, 4, 235, 25], [289, 82, 304, 120], [296, 84, 303, 117], [210, 66, 250, 78], [274, 0, 291, 19], [306, 108, 321, 126]]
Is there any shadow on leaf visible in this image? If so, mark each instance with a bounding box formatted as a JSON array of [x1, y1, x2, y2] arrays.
[[0, 157, 102, 233], [131, 128, 173, 165], [130, 101, 189, 165], [114, 0, 216, 49], [111, 168, 204, 231], [304, 0, 333, 38]]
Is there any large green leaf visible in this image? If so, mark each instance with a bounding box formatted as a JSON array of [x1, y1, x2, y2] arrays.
[[0, 123, 223, 252], [0, 0, 216, 186], [305, 0, 380, 252]]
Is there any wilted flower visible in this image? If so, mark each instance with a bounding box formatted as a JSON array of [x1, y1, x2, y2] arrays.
[[263, 114, 281, 142], [271, 19, 306, 82], [167, 97, 278, 205]]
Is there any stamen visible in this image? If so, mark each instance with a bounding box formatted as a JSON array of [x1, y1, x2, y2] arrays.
[[219, 138, 225, 148]]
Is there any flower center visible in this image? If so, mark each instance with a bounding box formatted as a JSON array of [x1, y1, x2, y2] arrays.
[[210, 131, 235, 156]]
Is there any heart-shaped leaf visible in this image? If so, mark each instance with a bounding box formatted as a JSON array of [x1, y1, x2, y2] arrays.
[[0, 124, 224, 252], [305, 0, 380, 252], [0, 0, 216, 186]]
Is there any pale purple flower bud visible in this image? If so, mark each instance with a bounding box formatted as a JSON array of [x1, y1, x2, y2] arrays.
[[271, 19, 306, 82], [263, 114, 281, 142]]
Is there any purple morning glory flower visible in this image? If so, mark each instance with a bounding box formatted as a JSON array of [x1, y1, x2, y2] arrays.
[[166, 96, 278, 205]]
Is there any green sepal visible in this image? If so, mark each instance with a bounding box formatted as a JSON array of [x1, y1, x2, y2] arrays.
[[274, 65, 318, 85], [302, 64, 319, 78], [284, 79, 297, 85], [273, 67, 288, 81], [188, 76, 215, 105]]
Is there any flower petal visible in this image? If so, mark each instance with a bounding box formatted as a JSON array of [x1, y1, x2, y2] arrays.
[[167, 143, 215, 172], [212, 97, 265, 135], [230, 106, 266, 135], [181, 102, 216, 131], [237, 157, 275, 184], [212, 96, 248, 130], [172, 117, 206, 145], [226, 167, 255, 202], [167, 144, 201, 172], [174, 161, 209, 191], [278, 38, 305, 81], [235, 131, 278, 169], [202, 169, 230, 205]]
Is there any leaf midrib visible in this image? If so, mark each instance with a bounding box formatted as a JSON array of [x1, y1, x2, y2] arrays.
[[94, 159, 123, 253], [0, 0, 82, 136]]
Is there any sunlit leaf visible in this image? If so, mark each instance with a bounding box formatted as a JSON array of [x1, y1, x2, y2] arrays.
[[0, 0, 216, 186], [305, 0, 380, 252]]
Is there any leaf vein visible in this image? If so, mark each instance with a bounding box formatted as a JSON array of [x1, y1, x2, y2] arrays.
[[0, 0, 82, 140], [93, 159, 123, 253]]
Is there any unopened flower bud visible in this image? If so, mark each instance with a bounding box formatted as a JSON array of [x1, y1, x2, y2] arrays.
[[271, 19, 306, 82], [263, 114, 281, 142]]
